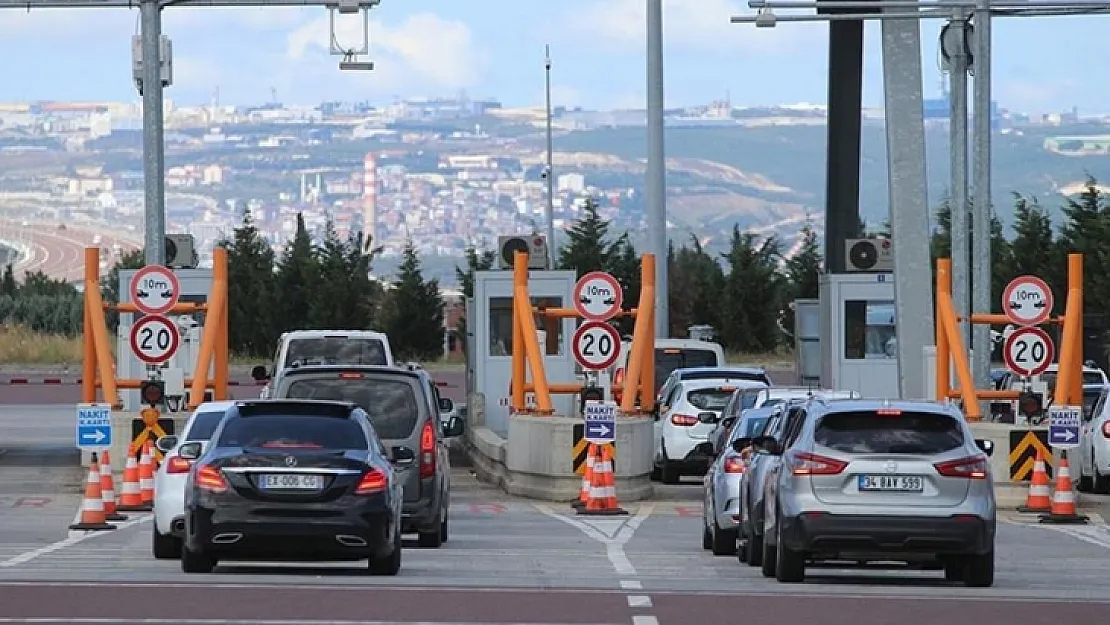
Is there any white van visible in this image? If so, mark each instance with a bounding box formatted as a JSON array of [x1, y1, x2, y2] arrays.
[[252, 330, 396, 398], [610, 338, 726, 404]]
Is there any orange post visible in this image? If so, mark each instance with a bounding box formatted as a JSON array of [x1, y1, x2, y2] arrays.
[[638, 254, 656, 414], [510, 251, 528, 412], [1070, 253, 1084, 407], [513, 252, 552, 414], [1056, 258, 1081, 408], [187, 264, 226, 410], [212, 248, 230, 400], [935, 258, 951, 403], [83, 259, 120, 408], [83, 248, 98, 404], [620, 258, 654, 415], [937, 289, 980, 419]]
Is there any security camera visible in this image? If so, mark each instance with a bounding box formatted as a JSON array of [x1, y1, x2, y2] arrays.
[[755, 9, 777, 28], [339, 61, 375, 71]]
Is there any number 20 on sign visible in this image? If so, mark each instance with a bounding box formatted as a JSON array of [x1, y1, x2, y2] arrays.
[[1003, 326, 1054, 377], [130, 314, 181, 364], [572, 321, 621, 371]]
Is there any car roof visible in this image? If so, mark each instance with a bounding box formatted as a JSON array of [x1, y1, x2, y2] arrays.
[[812, 398, 956, 415], [277, 364, 423, 380], [683, 378, 767, 391], [281, 330, 388, 339], [673, 366, 766, 376], [193, 400, 237, 413]]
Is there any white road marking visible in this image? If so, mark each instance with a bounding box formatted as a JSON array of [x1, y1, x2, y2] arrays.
[[0, 515, 152, 568], [626, 595, 652, 608], [535, 504, 654, 577], [620, 580, 643, 590], [631, 617, 659, 625]]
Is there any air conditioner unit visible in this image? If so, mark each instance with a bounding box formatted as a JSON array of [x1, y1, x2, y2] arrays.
[[497, 235, 549, 270], [845, 238, 894, 273], [165, 233, 199, 269]]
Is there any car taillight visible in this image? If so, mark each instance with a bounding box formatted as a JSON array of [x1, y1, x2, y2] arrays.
[[724, 457, 745, 473], [613, 368, 625, 402], [355, 468, 388, 494], [1102, 422, 1110, 438], [671, 413, 698, 426], [934, 455, 989, 479], [420, 421, 436, 478], [195, 465, 228, 493], [166, 456, 192, 474], [787, 451, 847, 476]]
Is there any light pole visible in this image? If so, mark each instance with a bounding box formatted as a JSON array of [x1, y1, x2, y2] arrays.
[[647, 0, 668, 337], [941, 11, 972, 352], [544, 44, 556, 268]]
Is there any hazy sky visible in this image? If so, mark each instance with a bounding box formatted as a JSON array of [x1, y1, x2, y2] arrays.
[[0, 0, 1098, 115]]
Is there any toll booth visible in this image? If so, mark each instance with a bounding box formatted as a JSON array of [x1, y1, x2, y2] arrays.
[[116, 268, 213, 411], [471, 269, 576, 435], [819, 273, 899, 398], [793, 299, 821, 387]]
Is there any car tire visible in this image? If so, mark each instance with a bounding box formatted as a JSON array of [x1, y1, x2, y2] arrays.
[[760, 532, 777, 578], [711, 522, 737, 556], [180, 544, 215, 574], [369, 526, 403, 576], [440, 507, 449, 544], [152, 524, 180, 560], [747, 529, 763, 567], [418, 511, 444, 548], [737, 537, 748, 564], [1094, 468, 1110, 494], [943, 560, 964, 582], [774, 521, 804, 583], [660, 462, 681, 485], [963, 550, 994, 588], [650, 465, 662, 482], [702, 523, 712, 550]]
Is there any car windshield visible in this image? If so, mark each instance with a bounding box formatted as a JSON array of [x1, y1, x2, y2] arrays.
[[1083, 388, 1105, 419], [283, 377, 419, 439], [815, 410, 964, 455], [735, 416, 770, 439], [216, 415, 368, 450], [185, 410, 228, 441], [284, 337, 387, 368], [686, 388, 734, 411], [655, 349, 719, 389]]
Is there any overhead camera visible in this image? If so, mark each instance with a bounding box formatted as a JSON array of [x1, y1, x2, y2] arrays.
[[339, 60, 375, 71]]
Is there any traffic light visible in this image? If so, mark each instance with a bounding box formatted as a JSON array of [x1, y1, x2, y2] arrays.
[[1018, 390, 1043, 419], [140, 379, 165, 408], [580, 385, 604, 414]]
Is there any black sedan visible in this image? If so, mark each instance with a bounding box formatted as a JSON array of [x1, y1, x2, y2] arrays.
[[179, 399, 407, 575]]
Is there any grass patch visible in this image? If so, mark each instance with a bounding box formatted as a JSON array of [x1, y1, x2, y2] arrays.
[[0, 326, 85, 365], [725, 349, 796, 370]]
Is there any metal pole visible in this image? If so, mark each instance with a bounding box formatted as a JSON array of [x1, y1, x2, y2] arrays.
[[945, 15, 970, 346], [141, 0, 166, 266], [646, 0, 668, 337], [971, 0, 993, 408], [544, 45, 556, 267]]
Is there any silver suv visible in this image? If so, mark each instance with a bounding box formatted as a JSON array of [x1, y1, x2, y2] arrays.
[[755, 398, 996, 587]]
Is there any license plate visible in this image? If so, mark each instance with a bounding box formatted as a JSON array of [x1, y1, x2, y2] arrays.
[[857, 474, 924, 492], [259, 474, 324, 490]]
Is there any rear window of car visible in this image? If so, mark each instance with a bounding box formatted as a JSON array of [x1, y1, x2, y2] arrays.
[[655, 349, 720, 389], [815, 411, 964, 455], [281, 377, 419, 439], [686, 388, 734, 411], [216, 415, 368, 450], [185, 410, 227, 442], [283, 337, 388, 368], [738, 416, 770, 438]]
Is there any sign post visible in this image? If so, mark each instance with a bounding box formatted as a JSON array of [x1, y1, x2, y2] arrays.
[[1003, 326, 1054, 378], [130, 314, 181, 364], [129, 265, 181, 316], [76, 403, 112, 451], [1002, 275, 1054, 327], [1048, 406, 1081, 449], [583, 400, 617, 444]]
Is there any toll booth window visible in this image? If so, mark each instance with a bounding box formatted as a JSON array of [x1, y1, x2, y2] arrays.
[[488, 297, 564, 357], [844, 300, 896, 360]]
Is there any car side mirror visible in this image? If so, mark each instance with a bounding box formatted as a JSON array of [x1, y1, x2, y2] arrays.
[[438, 397, 455, 413], [443, 415, 465, 438], [251, 365, 270, 381], [975, 438, 994, 457], [390, 446, 416, 465], [155, 436, 179, 454], [730, 437, 752, 454], [697, 412, 719, 424], [177, 442, 202, 461]]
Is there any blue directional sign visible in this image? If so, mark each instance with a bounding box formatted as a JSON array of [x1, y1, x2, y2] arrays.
[[76, 403, 112, 451], [1048, 406, 1081, 450], [583, 401, 617, 444]]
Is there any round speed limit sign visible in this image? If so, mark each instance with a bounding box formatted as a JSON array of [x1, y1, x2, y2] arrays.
[[572, 321, 621, 371], [130, 314, 181, 364], [1003, 326, 1054, 377]]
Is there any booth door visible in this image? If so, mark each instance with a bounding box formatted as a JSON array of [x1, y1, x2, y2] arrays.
[[838, 282, 900, 399]]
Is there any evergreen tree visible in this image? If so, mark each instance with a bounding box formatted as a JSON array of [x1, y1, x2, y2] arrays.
[[1058, 177, 1110, 315], [455, 247, 496, 299], [606, 236, 642, 335], [384, 240, 444, 361], [274, 213, 320, 331], [557, 198, 619, 276], [782, 218, 822, 336], [719, 226, 783, 352], [219, 211, 278, 357], [100, 249, 145, 332], [667, 235, 725, 339], [309, 223, 379, 330], [0, 264, 16, 297]]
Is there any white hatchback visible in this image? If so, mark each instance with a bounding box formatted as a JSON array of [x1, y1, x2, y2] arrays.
[[151, 400, 236, 559]]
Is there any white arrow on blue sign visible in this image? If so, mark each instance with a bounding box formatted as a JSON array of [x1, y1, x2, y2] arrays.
[[583, 400, 617, 444], [76, 403, 112, 451], [1048, 406, 1081, 450]]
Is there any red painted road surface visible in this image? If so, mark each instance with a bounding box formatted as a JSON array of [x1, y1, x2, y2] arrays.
[[0, 584, 1104, 624]]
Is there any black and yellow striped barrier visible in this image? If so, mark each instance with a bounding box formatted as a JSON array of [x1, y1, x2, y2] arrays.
[[572, 423, 616, 475], [1009, 429, 1054, 481]]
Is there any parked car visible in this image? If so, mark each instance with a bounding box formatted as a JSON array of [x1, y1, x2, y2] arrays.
[[611, 339, 727, 405], [151, 400, 237, 559], [701, 405, 778, 556], [653, 375, 769, 484], [269, 364, 464, 547], [756, 398, 996, 587], [1077, 383, 1110, 492]]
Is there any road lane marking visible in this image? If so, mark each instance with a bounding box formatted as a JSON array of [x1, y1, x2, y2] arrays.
[[620, 581, 642, 590], [631, 617, 659, 625], [626, 595, 652, 608], [535, 504, 653, 577], [0, 515, 152, 568]]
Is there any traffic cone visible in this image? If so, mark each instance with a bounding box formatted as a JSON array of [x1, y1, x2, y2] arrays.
[[69, 453, 117, 531], [138, 441, 155, 507], [1017, 450, 1052, 513], [1040, 455, 1089, 524], [117, 453, 149, 512], [578, 444, 628, 516], [98, 451, 128, 522], [571, 443, 596, 509]]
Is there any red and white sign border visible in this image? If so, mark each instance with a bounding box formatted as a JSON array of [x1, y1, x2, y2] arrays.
[[572, 271, 623, 321], [129, 314, 181, 365], [129, 265, 181, 316], [572, 321, 622, 371], [1002, 326, 1054, 377], [1002, 275, 1053, 327]]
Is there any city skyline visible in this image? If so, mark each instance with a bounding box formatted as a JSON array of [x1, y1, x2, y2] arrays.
[[0, 0, 1101, 115]]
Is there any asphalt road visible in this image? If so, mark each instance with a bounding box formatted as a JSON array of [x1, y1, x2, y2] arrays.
[[3, 405, 1110, 624]]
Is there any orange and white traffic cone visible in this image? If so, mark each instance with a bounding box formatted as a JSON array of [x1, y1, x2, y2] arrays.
[[69, 453, 117, 531], [98, 451, 128, 522], [1040, 454, 1089, 524], [578, 444, 628, 517], [572, 443, 596, 509], [1017, 450, 1052, 513], [116, 453, 149, 512], [138, 441, 155, 508]]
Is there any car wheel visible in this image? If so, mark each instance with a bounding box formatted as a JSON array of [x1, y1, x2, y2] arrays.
[[943, 559, 964, 582], [180, 544, 215, 574], [711, 521, 738, 557], [747, 528, 763, 567], [369, 526, 403, 576], [702, 522, 712, 550], [418, 510, 445, 548], [1094, 468, 1110, 494], [963, 549, 994, 588], [774, 520, 805, 583], [737, 537, 748, 564], [760, 530, 777, 578], [439, 507, 449, 544], [650, 465, 662, 481], [660, 462, 681, 485], [152, 524, 180, 560], [1078, 472, 1094, 493]]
